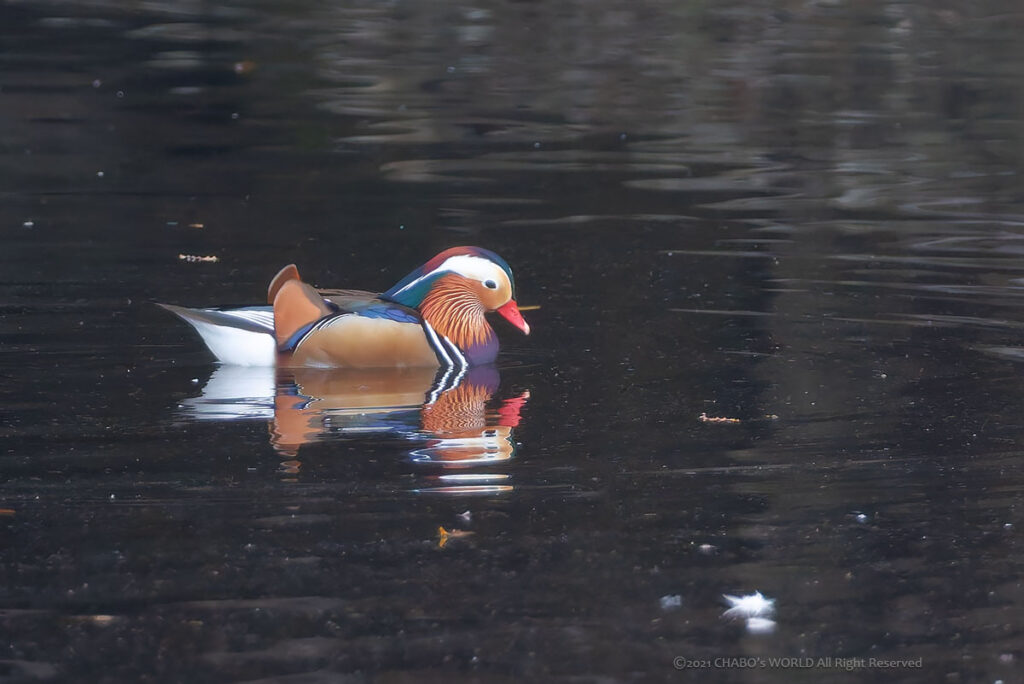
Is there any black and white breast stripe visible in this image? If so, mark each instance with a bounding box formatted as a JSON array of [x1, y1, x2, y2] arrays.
[[421, 320, 467, 370], [422, 321, 468, 404]]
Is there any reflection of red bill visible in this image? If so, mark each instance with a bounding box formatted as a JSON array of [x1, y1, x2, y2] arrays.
[[498, 391, 531, 427], [496, 300, 530, 335]]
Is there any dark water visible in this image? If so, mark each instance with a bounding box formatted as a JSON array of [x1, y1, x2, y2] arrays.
[[3, 1, 1024, 682]]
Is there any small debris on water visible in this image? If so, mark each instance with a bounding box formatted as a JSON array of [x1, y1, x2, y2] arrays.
[[67, 614, 117, 626], [438, 526, 474, 549], [178, 254, 219, 263], [659, 594, 682, 611], [722, 591, 775, 619], [699, 412, 740, 424], [22, 220, 34, 228]]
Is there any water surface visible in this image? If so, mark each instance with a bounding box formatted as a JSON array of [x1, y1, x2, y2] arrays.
[[2, 1, 1024, 682]]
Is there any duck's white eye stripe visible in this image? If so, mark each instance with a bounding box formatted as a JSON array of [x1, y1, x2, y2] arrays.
[[436, 255, 504, 285]]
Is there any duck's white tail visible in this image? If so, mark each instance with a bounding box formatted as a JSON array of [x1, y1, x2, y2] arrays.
[[159, 303, 277, 366]]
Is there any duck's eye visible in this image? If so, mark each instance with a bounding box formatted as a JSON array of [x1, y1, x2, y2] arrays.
[[483, 279, 498, 290]]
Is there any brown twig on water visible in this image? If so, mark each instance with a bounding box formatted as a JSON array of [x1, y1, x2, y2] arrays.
[[699, 412, 741, 424], [178, 254, 219, 263]]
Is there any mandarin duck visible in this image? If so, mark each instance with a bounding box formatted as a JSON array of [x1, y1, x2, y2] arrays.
[[160, 246, 530, 369]]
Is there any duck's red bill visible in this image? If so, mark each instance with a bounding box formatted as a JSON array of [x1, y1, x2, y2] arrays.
[[496, 300, 530, 335]]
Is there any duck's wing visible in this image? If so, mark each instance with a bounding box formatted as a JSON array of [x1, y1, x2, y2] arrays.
[[317, 288, 388, 309]]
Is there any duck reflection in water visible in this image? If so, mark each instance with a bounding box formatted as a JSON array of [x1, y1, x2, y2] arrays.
[[181, 364, 528, 493]]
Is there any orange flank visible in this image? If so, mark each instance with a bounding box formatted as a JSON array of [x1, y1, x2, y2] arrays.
[[286, 315, 438, 368]]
